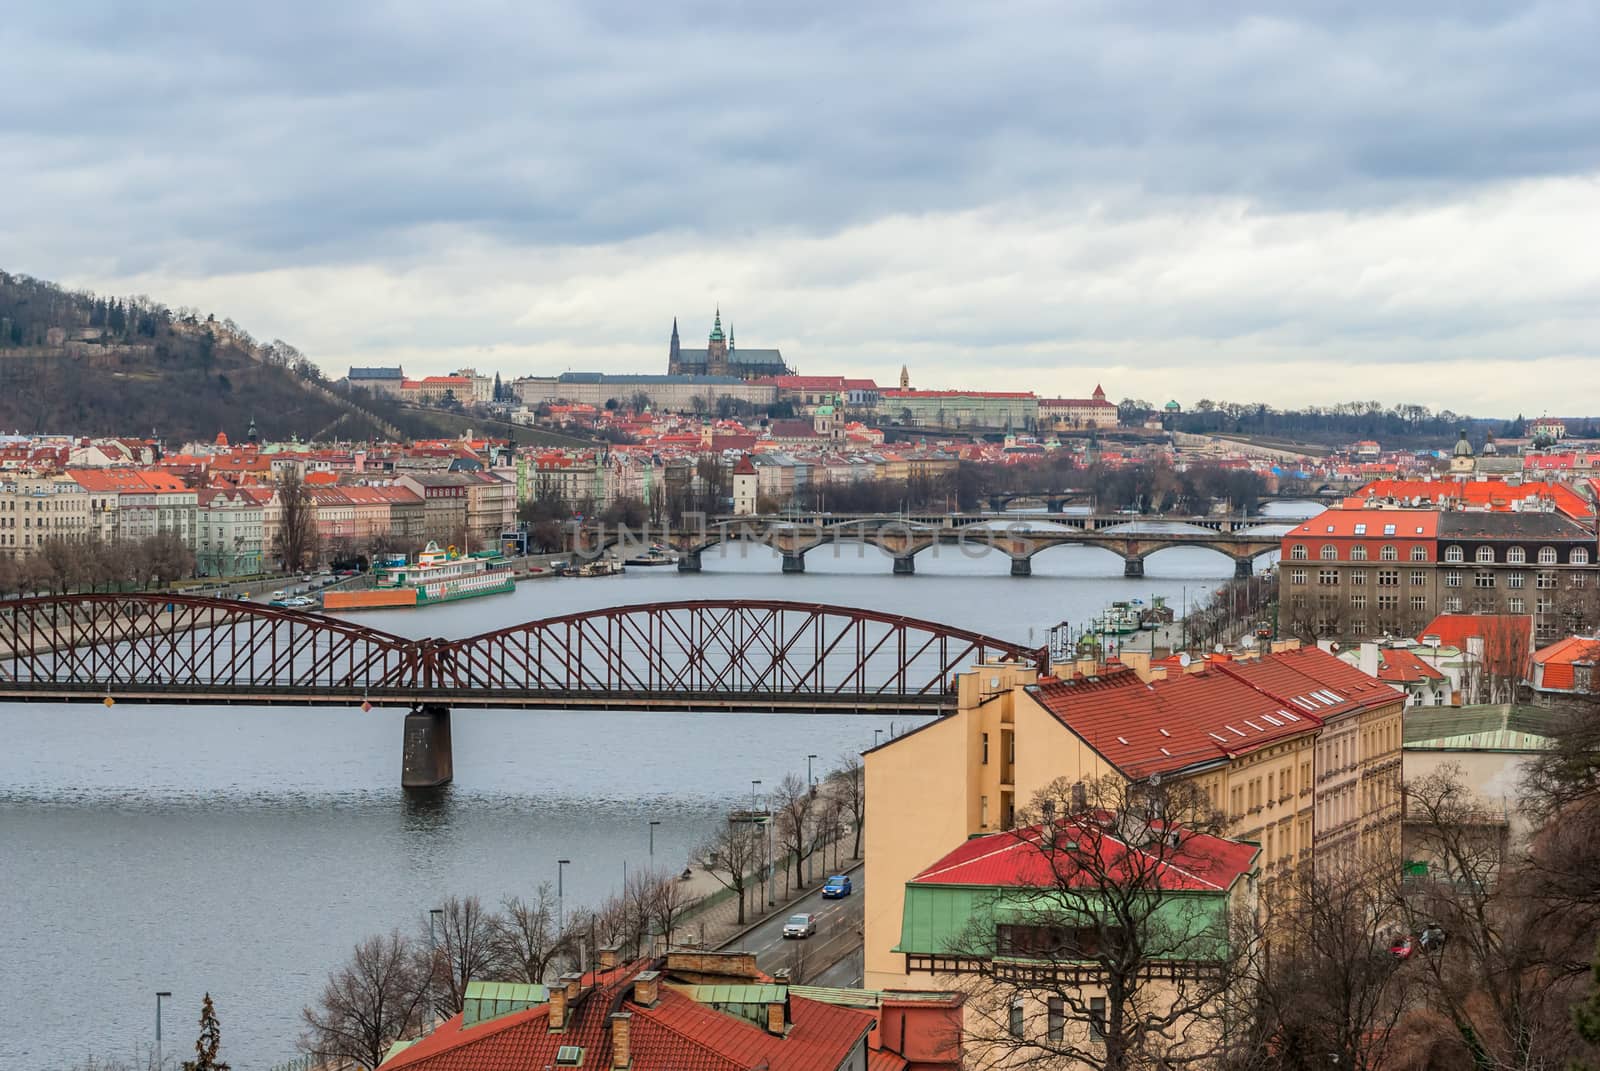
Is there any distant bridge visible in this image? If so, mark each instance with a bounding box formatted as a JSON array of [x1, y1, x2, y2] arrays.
[[585, 513, 1286, 577], [0, 594, 1041, 788], [983, 489, 1345, 512]]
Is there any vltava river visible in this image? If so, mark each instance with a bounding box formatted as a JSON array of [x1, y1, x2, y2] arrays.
[[1, 509, 1315, 1068]]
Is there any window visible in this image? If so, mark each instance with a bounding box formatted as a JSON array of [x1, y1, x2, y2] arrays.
[[1089, 998, 1107, 1043], [981, 795, 989, 827], [982, 733, 989, 764], [1476, 546, 1494, 564], [1411, 595, 1428, 611], [1445, 545, 1464, 563], [1508, 597, 1525, 614], [1350, 594, 1366, 610], [1383, 524, 1397, 536], [1351, 619, 1366, 635], [1475, 571, 1495, 588], [1350, 545, 1368, 561], [1410, 570, 1427, 586], [1350, 570, 1368, 586], [1539, 547, 1558, 565], [1508, 572, 1525, 588], [1321, 544, 1338, 560], [1378, 570, 1399, 587], [1576, 572, 1589, 589], [1575, 548, 1591, 566], [1378, 594, 1398, 610], [1445, 571, 1462, 588], [1319, 569, 1339, 585], [1291, 569, 1307, 586], [1010, 1003, 1024, 1039], [1537, 596, 1553, 615], [1445, 595, 1463, 613], [1290, 544, 1307, 560], [1411, 545, 1428, 562], [1507, 546, 1526, 565], [1538, 572, 1556, 589], [1047, 998, 1064, 1043], [1381, 545, 1398, 561]]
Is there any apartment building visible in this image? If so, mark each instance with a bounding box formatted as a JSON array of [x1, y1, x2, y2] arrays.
[[1279, 507, 1599, 642], [0, 475, 93, 558], [862, 645, 1403, 990]]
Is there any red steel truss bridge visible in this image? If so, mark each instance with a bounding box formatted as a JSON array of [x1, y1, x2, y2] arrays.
[[0, 594, 1043, 786]]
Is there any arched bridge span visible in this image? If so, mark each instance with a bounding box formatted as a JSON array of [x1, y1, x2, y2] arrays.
[[0, 593, 1040, 712]]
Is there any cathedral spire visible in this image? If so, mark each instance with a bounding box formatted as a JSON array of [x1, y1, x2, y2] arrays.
[[710, 307, 725, 343]]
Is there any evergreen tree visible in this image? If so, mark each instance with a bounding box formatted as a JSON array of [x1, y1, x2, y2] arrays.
[[493, 371, 504, 401], [182, 993, 230, 1071]]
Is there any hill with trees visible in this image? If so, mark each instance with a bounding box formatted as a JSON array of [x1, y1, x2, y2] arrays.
[[0, 270, 463, 443]]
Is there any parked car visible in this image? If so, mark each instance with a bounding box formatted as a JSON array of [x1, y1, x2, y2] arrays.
[[782, 913, 817, 939], [822, 875, 853, 898]]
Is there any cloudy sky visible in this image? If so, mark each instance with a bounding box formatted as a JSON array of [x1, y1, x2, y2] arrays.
[[4, 1, 1597, 415]]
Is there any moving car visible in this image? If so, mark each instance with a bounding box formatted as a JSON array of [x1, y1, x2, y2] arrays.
[[782, 913, 816, 939], [821, 875, 853, 898]]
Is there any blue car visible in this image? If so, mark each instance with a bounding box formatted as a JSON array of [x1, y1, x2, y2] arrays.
[[822, 875, 853, 898]]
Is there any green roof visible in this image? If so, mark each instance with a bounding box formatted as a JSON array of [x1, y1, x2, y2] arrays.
[[671, 984, 786, 1027], [462, 980, 548, 1027], [1405, 703, 1557, 752]]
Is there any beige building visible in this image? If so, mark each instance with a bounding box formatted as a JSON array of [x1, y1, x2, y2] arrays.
[[0, 475, 93, 558], [864, 645, 1403, 991], [515, 373, 778, 413]]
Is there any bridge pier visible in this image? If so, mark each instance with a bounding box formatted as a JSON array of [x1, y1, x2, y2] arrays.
[[892, 556, 916, 576], [1010, 557, 1032, 577], [1234, 558, 1254, 578], [676, 550, 702, 573], [1046, 499, 1065, 514], [1124, 557, 1145, 578], [781, 554, 806, 574], [402, 704, 453, 790]]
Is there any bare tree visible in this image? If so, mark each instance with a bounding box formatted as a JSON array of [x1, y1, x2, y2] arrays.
[[300, 930, 427, 1071], [774, 772, 817, 889], [1240, 866, 1417, 1071], [491, 885, 563, 984], [275, 471, 318, 571], [827, 753, 866, 859], [647, 868, 693, 950], [426, 895, 502, 1017], [694, 818, 762, 926], [948, 775, 1249, 1071]]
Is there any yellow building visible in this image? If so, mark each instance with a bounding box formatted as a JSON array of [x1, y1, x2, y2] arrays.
[[864, 644, 1403, 989]]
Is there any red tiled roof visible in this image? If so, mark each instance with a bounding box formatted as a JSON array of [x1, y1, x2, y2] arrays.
[[383, 962, 873, 1071], [910, 820, 1257, 893], [1349, 478, 1592, 518], [1417, 613, 1535, 650], [1373, 647, 1445, 683], [1284, 509, 1439, 539], [1030, 648, 1397, 778]]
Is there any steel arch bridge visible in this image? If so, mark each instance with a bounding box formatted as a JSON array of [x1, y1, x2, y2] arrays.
[[0, 594, 1042, 714]]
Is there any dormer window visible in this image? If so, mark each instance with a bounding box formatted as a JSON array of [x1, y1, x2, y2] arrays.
[[1539, 546, 1558, 565], [1476, 546, 1494, 564], [1321, 545, 1338, 560], [1445, 545, 1464, 563]]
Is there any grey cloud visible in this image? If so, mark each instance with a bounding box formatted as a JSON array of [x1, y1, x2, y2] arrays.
[[4, 0, 1599, 278]]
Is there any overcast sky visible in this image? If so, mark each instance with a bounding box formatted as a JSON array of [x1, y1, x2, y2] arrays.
[[4, 1, 1597, 415]]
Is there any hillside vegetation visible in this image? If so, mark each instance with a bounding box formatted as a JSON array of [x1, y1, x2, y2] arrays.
[[0, 270, 481, 443]]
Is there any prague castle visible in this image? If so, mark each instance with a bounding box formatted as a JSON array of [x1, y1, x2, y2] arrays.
[[666, 309, 791, 380]]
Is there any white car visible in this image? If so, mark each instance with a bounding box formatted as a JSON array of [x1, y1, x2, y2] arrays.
[[782, 913, 817, 939]]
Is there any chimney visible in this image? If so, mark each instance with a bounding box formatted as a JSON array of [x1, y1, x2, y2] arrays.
[[549, 985, 567, 1032], [598, 944, 619, 971], [634, 970, 660, 1007], [562, 972, 583, 1003], [1120, 649, 1154, 682], [766, 998, 788, 1036], [610, 1012, 633, 1069], [1359, 641, 1380, 678], [1070, 780, 1088, 814]]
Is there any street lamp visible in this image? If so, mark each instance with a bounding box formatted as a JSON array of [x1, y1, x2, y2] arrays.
[[557, 859, 571, 933], [873, 728, 883, 749], [806, 753, 820, 884], [155, 991, 172, 1071], [751, 779, 762, 812], [648, 820, 661, 860], [807, 754, 818, 789]]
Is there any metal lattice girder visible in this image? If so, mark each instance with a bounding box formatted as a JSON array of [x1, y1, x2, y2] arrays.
[[0, 594, 1044, 711]]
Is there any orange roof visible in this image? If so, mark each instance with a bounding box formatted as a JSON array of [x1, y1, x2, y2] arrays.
[[303, 471, 340, 486], [1533, 635, 1600, 668], [1373, 647, 1445, 683], [1285, 509, 1438, 539], [1417, 613, 1535, 650], [1350, 478, 1591, 518]]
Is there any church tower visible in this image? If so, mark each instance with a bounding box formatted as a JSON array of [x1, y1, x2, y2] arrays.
[[668, 318, 682, 374], [707, 308, 728, 375], [899, 365, 910, 390]]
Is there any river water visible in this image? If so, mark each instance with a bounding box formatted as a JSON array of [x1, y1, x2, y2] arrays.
[[0, 506, 1318, 1069]]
